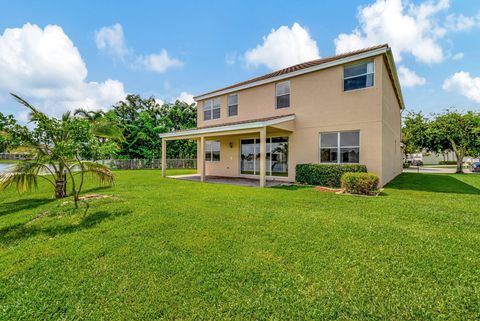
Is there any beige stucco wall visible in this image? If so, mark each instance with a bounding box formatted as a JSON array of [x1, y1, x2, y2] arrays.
[[196, 54, 402, 186], [380, 61, 403, 185]]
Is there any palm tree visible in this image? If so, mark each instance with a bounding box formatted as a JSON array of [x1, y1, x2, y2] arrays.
[[74, 108, 124, 142], [0, 94, 116, 209]]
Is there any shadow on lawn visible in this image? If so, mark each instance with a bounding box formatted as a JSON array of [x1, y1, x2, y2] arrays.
[[0, 198, 56, 216], [386, 173, 480, 195], [0, 209, 131, 245]]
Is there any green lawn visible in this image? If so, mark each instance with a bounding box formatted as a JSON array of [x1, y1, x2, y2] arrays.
[[1, 170, 479, 320], [0, 159, 20, 163]]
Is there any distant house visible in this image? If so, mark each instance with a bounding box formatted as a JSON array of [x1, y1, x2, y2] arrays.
[[160, 44, 404, 187]]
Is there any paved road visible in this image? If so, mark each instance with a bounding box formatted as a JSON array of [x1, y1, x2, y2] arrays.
[[403, 166, 475, 174]]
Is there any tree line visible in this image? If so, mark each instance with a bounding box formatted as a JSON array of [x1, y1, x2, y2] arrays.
[[0, 94, 197, 160]]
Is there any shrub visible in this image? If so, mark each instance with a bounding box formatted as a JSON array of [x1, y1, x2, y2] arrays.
[[341, 172, 379, 195], [296, 164, 367, 187], [438, 160, 457, 165], [403, 162, 411, 168]]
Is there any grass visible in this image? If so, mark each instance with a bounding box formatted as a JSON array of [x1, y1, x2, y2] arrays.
[[0, 159, 20, 163], [0, 170, 479, 320]]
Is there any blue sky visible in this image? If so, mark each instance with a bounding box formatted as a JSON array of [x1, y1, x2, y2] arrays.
[[0, 0, 479, 121]]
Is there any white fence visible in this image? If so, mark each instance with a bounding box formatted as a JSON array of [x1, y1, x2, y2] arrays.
[[98, 159, 196, 170]]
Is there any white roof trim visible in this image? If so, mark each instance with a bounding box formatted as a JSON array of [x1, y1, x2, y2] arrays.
[[384, 49, 405, 109], [194, 47, 388, 101], [160, 114, 295, 138]]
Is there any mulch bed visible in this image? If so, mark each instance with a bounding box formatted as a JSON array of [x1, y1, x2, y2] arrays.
[[314, 186, 344, 193], [313, 186, 383, 196]]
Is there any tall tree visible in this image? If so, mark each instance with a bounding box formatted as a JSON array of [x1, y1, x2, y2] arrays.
[[428, 110, 480, 173], [0, 112, 29, 153], [112, 95, 197, 160], [159, 99, 197, 159], [403, 110, 480, 173], [402, 112, 428, 159]]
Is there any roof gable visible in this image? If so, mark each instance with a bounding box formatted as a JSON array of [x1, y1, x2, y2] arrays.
[[194, 44, 404, 109]]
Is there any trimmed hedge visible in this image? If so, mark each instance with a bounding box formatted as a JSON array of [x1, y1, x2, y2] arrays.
[[296, 163, 367, 187], [403, 162, 411, 168], [438, 160, 457, 165], [341, 172, 379, 195]]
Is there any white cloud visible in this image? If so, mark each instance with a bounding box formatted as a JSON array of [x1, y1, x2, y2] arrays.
[[245, 23, 320, 70], [446, 13, 480, 31], [137, 49, 183, 73], [95, 23, 183, 74], [0, 23, 126, 116], [175, 91, 195, 104], [443, 71, 480, 103], [95, 23, 128, 58], [452, 52, 464, 60], [334, 0, 449, 64], [397, 66, 426, 88]]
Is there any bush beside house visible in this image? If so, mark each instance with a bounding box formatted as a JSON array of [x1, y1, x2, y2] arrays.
[[295, 164, 367, 187], [341, 172, 379, 195]]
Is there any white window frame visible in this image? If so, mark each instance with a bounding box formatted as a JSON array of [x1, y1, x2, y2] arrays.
[[228, 94, 238, 117], [275, 81, 290, 109], [203, 98, 221, 121], [319, 131, 360, 164], [205, 140, 220, 162], [343, 61, 374, 92]]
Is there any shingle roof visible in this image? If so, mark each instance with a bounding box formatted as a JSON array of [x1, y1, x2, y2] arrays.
[[196, 44, 389, 99]]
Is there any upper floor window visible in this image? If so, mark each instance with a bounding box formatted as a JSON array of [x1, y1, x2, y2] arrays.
[[203, 98, 221, 121], [320, 131, 360, 164], [228, 94, 238, 117], [205, 140, 220, 161], [344, 61, 374, 91], [276, 81, 290, 109]]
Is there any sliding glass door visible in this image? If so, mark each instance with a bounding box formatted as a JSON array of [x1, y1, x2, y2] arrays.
[[240, 136, 288, 176], [240, 139, 256, 175]]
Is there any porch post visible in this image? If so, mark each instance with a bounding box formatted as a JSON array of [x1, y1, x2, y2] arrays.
[[259, 127, 267, 188], [199, 136, 205, 182], [161, 137, 167, 177]]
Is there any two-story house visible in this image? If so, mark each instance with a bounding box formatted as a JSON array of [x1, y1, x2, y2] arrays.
[[160, 44, 404, 187]]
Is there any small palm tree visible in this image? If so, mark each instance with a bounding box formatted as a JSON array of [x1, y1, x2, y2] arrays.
[[0, 94, 117, 209]]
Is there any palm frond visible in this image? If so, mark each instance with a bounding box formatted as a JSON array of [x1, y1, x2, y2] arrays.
[[10, 93, 46, 121], [92, 119, 125, 141], [73, 108, 90, 118], [62, 111, 72, 122], [0, 161, 51, 193], [74, 161, 115, 186]]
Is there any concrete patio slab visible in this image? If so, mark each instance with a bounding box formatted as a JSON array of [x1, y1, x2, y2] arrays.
[[167, 174, 292, 188]]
